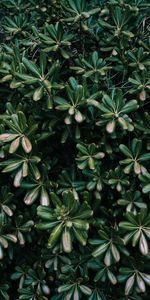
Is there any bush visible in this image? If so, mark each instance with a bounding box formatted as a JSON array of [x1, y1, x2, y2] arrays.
[[0, 0, 150, 299]]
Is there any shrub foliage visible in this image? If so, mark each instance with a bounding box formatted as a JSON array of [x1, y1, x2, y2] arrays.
[[0, 0, 150, 299]]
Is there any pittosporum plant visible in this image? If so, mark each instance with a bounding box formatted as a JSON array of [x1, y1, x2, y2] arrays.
[[0, 0, 150, 299]]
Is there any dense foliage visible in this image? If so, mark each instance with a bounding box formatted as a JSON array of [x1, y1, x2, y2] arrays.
[[0, 0, 150, 299]]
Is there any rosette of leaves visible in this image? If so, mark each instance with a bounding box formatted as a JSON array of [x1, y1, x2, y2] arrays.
[[71, 51, 111, 82], [57, 264, 92, 299], [36, 191, 93, 253], [107, 167, 129, 192], [22, 267, 50, 297], [126, 47, 150, 71], [117, 190, 147, 214], [0, 111, 35, 154], [55, 78, 87, 124], [87, 258, 117, 285], [128, 70, 150, 101], [61, 0, 100, 23], [38, 22, 73, 59], [13, 215, 34, 245], [14, 52, 63, 106], [98, 6, 135, 46], [119, 209, 150, 256], [118, 266, 150, 295], [89, 226, 129, 266], [93, 89, 138, 134], [57, 169, 86, 200], [0, 153, 41, 188], [76, 143, 105, 170], [3, 14, 29, 37], [43, 245, 71, 272], [21, 172, 56, 206], [119, 138, 150, 175]]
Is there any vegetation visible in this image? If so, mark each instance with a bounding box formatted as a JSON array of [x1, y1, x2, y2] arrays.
[[0, 0, 150, 299]]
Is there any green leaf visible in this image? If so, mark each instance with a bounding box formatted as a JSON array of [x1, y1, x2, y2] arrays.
[[48, 223, 63, 248], [119, 145, 132, 158], [79, 285, 92, 295], [125, 274, 135, 295], [62, 227, 72, 253], [73, 227, 87, 246], [24, 188, 39, 205], [22, 58, 41, 78], [92, 243, 109, 257], [21, 137, 32, 153]]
